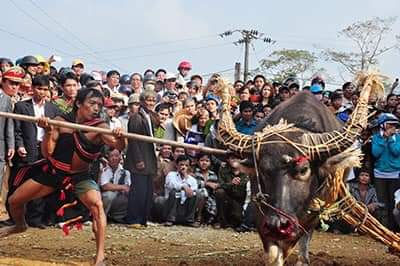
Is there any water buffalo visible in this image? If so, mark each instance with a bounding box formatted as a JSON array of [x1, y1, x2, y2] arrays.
[[213, 74, 382, 265]]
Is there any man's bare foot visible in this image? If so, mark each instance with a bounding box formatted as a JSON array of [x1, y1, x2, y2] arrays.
[[0, 225, 27, 237], [94, 258, 105, 266]]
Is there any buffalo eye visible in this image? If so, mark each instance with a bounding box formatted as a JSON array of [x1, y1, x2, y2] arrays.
[[295, 165, 311, 181]]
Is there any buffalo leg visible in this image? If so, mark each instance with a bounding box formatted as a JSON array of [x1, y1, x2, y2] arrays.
[[263, 243, 284, 266], [296, 231, 313, 266]]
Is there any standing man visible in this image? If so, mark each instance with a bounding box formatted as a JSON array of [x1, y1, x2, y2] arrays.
[[104, 70, 120, 95], [130, 73, 143, 95], [177, 61, 192, 88], [71, 59, 85, 85], [0, 88, 125, 266], [9, 75, 60, 227], [125, 90, 158, 229], [371, 113, 400, 230], [0, 67, 20, 196], [342, 82, 354, 109], [14, 75, 60, 165], [53, 72, 79, 114]]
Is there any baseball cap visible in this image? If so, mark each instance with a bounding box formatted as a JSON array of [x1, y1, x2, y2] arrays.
[[104, 98, 116, 108], [205, 94, 220, 105], [165, 72, 177, 81], [72, 59, 84, 67], [310, 84, 323, 94]]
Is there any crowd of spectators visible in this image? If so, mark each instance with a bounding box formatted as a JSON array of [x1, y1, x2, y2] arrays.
[[0, 55, 399, 234]]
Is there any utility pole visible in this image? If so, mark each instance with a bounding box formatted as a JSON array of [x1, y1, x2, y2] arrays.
[[244, 39, 250, 82], [234, 62, 241, 81], [220, 29, 274, 82]]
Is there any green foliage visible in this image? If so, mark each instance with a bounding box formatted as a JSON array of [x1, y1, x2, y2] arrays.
[[259, 49, 319, 82]]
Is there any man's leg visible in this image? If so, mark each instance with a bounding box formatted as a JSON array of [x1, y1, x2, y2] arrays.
[[215, 188, 229, 226], [101, 191, 117, 217], [109, 193, 128, 223], [0, 179, 55, 236], [126, 174, 147, 225], [184, 194, 199, 224], [375, 179, 390, 227], [143, 175, 153, 225], [79, 188, 106, 266], [0, 160, 5, 198], [164, 190, 179, 224]]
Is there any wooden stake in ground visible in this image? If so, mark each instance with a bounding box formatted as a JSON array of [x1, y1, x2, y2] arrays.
[[0, 112, 228, 156]]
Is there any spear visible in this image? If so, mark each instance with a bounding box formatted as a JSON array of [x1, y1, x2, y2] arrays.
[[0, 111, 228, 155]]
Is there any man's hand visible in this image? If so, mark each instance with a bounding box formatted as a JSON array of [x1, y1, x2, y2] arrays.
[[17, 147, 27, 157], [367, 203, 379, 213], [7, 148, 15, 160], [184, 186, 194, 197], [112, 127, 124, 139], [136, 161, 145, 170], [384, 126, 396, 138], [232, 177, 241, 185], [206, 182, 219, 190], [37, 117, 53, 131], [120, 185, 130, 194]]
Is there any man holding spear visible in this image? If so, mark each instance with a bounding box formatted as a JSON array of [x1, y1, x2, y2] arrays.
[[0, 88, 125, 266]]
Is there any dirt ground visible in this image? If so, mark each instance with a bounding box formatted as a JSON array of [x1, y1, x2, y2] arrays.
[[0, 220, 399, 266]]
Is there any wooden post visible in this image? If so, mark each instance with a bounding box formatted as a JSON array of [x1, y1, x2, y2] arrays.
[[234, 62, 241, 81]]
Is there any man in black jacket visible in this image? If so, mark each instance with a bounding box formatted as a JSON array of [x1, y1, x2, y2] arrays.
[[125, 89, 158, 228], [8, 75, 60, 228]]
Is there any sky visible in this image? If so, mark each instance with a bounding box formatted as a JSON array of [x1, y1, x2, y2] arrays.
[[1, 0, 399, 89]]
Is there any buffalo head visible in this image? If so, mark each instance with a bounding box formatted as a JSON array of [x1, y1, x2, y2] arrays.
[[214, 73, 384, 265]]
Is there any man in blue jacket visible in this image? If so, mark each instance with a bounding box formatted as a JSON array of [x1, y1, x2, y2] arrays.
[[371, 113, 400, 229]]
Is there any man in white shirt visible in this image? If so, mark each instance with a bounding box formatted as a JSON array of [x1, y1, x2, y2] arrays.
[[104, 98, 122, 130], [104, 70, 120, 95], [163, 155, 199, 227], [100, 149, 131, 223]]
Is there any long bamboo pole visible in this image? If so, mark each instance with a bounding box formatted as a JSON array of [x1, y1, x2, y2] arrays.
[[0, 111, 228, 155]]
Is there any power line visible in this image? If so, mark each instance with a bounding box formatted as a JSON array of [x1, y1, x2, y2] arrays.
[[220, 29, 274, 81], [26, 0, 125, 71], [0, 26, 73, 56], [8, 0, 81, 53], [105, 42, 233, 61], [201, 68, 235, 78], [71, 34, 219, 56], [8, 0, 118, 70]]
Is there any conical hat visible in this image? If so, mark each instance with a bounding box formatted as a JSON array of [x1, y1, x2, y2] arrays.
[[172, 109, 192, 137]]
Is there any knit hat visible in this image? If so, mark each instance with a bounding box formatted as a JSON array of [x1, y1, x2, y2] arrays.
[[2, 66, 25, 82]]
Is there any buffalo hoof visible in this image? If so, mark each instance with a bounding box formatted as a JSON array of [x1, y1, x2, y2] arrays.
[[295, 256, 310, 266], [263, 245, 284, 266]]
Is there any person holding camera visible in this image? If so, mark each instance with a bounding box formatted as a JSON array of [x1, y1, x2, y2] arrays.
[[371, 113, 400, 230]]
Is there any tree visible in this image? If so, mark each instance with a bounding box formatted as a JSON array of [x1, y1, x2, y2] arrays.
[[258, 49, 321, 82], [325, 17, 400, 75]]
